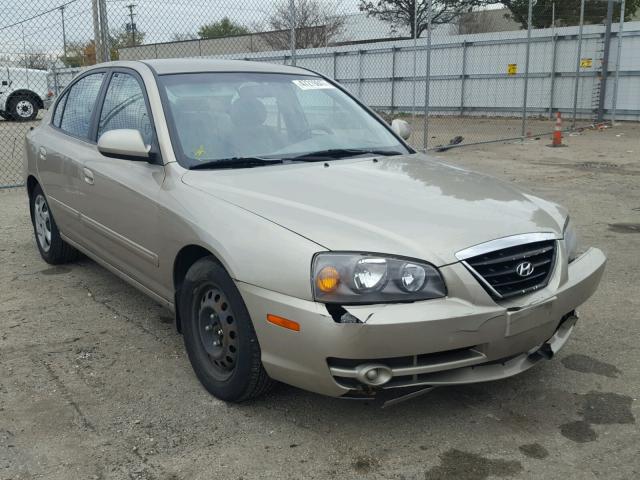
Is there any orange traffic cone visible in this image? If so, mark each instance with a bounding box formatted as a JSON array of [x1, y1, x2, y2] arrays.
[[547, 112, 566, 148]]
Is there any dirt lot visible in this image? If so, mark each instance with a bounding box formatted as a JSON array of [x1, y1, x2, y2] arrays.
[[1, 124, 639, 480]]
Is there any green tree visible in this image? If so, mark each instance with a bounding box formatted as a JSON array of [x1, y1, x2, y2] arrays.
[[358, 0, 500, 38], [111, 26, 146, 49], [502, 0, 640, 29], [198, 17, 250, 39], [109, 25, 146, 60]]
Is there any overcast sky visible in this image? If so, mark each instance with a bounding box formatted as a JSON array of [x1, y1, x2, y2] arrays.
[[1, 0, 510, 60], [0, 0, 364, 58]]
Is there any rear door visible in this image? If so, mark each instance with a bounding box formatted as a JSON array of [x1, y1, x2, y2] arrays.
[[77, 69, 166, 296], [35, 71, 106, 243]]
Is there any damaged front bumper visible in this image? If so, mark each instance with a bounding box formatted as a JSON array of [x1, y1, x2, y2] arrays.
[[238, 247, 606, 398]]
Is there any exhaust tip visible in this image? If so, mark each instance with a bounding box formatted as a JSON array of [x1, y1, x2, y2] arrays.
[[355, 364, 393, 386]]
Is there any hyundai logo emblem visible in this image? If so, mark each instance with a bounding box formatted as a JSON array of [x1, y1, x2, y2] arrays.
[[516, 261, 535, 277]]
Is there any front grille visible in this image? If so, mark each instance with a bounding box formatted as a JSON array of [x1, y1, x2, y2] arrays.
[[463, 240, 556, 299]]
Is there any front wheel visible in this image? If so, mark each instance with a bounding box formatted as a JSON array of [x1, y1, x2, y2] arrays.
[[9, 95, 38, 121], [180, 257, 273, 402]]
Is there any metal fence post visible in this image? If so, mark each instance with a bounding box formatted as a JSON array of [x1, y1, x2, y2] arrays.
[[289, 0, 296, 66], [422, 0, 432, 151], [521, 0, 533, 138], [597, 0, 615, 123], [549, 34, 558, 119], [460, 40, 468, 116], [390, 47, 397, 116], [611, 0, 626, 124], [332, 51, 337, 80], [549, 3, 557, 119], [572, 0, 586, 128], [357, 50, 363, 98], [411, 0, 418, 128]]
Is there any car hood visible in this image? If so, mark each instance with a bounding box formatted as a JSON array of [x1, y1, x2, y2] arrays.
[[181, 154, 566, 266]]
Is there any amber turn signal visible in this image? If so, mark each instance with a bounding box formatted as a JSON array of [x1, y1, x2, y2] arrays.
[[267, 314, 300, 332], [316, 265, 340, 293]]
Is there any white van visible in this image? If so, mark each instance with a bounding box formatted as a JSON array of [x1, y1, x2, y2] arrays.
[[0, 66, 51, 121]]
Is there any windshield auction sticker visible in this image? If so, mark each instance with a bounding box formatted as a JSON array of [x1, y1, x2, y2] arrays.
[[292, 79, 335, 90]]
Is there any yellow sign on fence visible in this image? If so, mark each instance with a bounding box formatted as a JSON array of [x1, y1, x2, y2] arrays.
[[507, 64, 518, 75], [580, 58, 593, 68]]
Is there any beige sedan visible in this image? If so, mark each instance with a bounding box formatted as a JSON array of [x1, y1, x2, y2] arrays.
[[25, 59, 606, 403]]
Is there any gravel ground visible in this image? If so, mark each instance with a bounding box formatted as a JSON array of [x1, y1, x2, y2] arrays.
[[0, 123, 639, 480]]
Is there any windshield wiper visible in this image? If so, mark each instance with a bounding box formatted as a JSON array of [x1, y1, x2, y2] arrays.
[[288, 148, 404, 162], [189, 157, 284, 170]]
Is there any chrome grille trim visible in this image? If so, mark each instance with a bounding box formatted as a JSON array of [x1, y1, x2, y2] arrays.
[[455, 232, 559, 261]]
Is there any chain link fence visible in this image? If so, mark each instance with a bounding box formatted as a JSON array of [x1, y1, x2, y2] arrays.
[[1, 0, 639, 188]]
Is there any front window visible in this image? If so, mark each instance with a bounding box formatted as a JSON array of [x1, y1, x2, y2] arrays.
[[98, 72, 154, 145], [158, 72, 409, 168]]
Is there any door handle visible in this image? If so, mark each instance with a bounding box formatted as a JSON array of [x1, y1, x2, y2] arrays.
[[83, 167, 94, 185], [38, 147, 46, 161]]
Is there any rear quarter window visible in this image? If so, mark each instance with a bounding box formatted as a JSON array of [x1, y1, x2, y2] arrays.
[[52, 92, 68, 128], [59, 73, 105, 139]]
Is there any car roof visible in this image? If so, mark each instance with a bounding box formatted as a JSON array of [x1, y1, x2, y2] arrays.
[[137, 58, 318, 76]]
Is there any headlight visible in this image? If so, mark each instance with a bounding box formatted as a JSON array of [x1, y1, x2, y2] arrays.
[[564, 217, 579, 262], [312, 253, 446, 304]]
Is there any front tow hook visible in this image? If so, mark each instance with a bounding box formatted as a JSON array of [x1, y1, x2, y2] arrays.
[[528, 342, 554, 362]]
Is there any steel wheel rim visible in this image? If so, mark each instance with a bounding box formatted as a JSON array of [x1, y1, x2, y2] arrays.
[[34, 194, 52, 253], [197, 285, 238, 380], [16, 100, 34, 118]]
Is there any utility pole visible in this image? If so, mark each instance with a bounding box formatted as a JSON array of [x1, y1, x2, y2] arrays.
[[597, 0, 615, 123], [126, 4, 137, 46], [99, 0, 110, 62], [60, 5, 67, 61], [92, 0, 102, 63]]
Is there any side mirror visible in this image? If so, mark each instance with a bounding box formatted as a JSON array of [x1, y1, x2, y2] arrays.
[[391, 119, 411, 140], [97, 129, 150, 161]]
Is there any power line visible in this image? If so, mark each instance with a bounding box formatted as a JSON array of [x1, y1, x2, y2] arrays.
[[0, 0, 79, 31]]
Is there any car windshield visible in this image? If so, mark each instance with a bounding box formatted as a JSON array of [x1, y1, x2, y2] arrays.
[[158, 72, 409, 169]]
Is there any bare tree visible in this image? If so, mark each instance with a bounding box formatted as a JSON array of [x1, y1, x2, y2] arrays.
[[22, 52, 51, 70], [358, 0, 500, 38], [173, 33, 198, 41], [455, 9, 503, 34], [260, 0, 345, 50]]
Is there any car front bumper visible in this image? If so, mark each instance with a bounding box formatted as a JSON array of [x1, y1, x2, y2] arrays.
[[239, 247, 606, 398]]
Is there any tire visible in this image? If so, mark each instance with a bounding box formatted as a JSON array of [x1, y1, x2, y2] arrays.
[[180, 257, 274, 402], [8, 94, 38, 121], [30, 185, 79, 264]]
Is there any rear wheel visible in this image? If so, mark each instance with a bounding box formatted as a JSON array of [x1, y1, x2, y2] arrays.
[[180, 257, 273, 401], [9, 94, 38, 121], [30, 185, 79, 264]]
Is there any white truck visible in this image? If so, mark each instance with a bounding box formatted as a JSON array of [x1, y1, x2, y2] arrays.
[[0, 66, 51, 122]]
